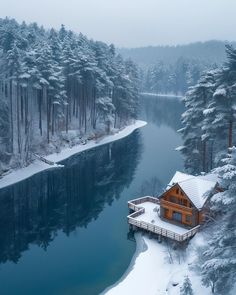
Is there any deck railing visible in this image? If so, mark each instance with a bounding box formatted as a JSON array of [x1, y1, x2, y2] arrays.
[[128, 196, 159, 211], [127, 196, 200, 242]]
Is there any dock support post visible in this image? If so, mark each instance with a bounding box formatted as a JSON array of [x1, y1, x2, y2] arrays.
[[130, 224, 137, 232]]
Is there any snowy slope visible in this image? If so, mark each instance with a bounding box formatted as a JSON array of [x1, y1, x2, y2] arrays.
[[104, 233, 211, 295], [0, 120, 147, 189]]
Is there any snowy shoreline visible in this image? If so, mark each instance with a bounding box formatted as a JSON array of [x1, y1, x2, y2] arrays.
[[104, 233, 211, 295], [101, 233, 147, 295], [141, 92, 183, 98], [0, 120, 147, 190]]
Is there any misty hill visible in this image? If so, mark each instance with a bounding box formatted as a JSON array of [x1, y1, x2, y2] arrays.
[[118, 41, 236, 68]]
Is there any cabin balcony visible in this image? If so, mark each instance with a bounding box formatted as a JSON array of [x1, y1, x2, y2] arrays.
[[160, 199, 193, 213], [127, 196, 200, 242]]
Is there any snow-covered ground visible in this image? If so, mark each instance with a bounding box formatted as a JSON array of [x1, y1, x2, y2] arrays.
[[104, 233, 211, 295], [0, 120, 147, 189], [141, 92, 183, 98]]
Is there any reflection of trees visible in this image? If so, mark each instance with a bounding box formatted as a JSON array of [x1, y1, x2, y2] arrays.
[[140, 95, 185, 131], [138, 176, 163, 197], [0, 132, 142, 264]]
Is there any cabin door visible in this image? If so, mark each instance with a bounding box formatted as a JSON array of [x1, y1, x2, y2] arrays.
[[173, 211, 182, 222]]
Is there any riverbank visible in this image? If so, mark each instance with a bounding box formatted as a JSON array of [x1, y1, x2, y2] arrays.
[[141, 92, 183, 98], [0, 120, 147, 190], [105, 233, 211, 295]]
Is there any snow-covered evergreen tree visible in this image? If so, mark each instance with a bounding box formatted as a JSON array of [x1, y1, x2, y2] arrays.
[[180, 276, 194, 295], [178, 71, 215, 173], [142, 57, 211, 95], [0, 18, 139, 173], [180, 44, 236, 295], [200, 147, 236, 294]]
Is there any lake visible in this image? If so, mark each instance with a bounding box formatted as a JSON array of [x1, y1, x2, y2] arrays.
[[0, 95, 184, 295]]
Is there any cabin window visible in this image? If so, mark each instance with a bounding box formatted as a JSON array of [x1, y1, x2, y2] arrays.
[[181, 191, 184, 196], [176, 188, 179, 194], [170, 196, 176, 203], [173, 211, 182, 222], [186, 215, 191, 223]]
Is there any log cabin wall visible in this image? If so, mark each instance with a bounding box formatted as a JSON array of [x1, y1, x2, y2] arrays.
[[160, 185, 199, 227]]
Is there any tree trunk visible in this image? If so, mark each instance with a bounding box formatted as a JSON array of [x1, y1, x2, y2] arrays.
[[9, 79, 14, 153], [228, 119, 233, 149], [52, 103, 55, 136], [16, 82, 21, 155], [202, 140, 207, 172], [38, 90, 42, 136]]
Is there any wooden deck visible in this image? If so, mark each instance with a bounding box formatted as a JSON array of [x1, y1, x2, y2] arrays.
[[127, 196, 200, 242]]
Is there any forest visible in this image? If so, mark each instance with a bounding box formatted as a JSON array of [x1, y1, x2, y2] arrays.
[[0, 18, 139, 174], [120, 41, 233, 95], [119, 41, 230, 67], [141, 58, 211, 95], [179, 44, 236, 294]]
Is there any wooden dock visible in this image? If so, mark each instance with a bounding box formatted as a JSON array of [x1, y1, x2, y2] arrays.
[[127, 196, 200, 242]]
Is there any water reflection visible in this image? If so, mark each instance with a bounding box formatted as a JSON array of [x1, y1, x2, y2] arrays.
[[136, 95, 184, 197], [0, 132, 142, 265], [140, 95, 184, 131], [0, 95, 185, 295]]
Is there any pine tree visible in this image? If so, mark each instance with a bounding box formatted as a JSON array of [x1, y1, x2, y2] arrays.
[[200, 147, 236, 294], [0, 18, 139, 171], [179, 73, 213, 174], [180, 276, 194, 295]]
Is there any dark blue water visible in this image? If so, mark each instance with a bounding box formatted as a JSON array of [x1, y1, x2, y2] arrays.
[[0, 95, 184, 295]]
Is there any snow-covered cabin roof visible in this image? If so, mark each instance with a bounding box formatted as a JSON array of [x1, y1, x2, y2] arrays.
[[166, 171, 218, 209], [167, 171, 193, 188]]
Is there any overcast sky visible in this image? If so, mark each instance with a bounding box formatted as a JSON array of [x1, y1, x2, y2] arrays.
[[0, 0, 235, 47]]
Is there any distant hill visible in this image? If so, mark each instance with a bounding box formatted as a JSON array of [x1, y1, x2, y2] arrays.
[[118, 40, 236, 68]]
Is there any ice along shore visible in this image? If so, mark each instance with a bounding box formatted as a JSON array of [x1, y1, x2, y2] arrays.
[[0, 120, 147, 190]]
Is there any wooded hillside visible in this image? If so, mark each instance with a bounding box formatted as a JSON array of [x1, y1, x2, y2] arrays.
[[0, 18, 139, 173]]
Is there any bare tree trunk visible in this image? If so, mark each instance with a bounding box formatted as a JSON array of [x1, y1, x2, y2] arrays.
[[202, 140, 207, 172], [210, 140, 214, 170], [9, 79, 14, 153], [16, 82, 21, 155], [66, 104, 69, 133], [52, 103, 55, 136], [45, 87, 50, 143], [25, 86, 28, 135], [38, 89, 43, 136], [228, 119, 233, 149]]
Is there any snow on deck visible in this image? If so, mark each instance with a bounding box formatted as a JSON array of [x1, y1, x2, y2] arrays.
[[134, 202, 190, 235]]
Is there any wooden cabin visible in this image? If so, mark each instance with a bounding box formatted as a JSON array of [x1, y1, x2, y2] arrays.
[[159, 172, 218, 228]]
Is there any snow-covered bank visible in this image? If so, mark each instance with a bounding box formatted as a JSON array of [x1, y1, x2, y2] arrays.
[[141, 92, 183, 98], [104, 233, 211, 295], [0, 120, 147, 190]]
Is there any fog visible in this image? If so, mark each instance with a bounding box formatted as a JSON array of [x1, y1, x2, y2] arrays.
[[0, 0, 235, 47]]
